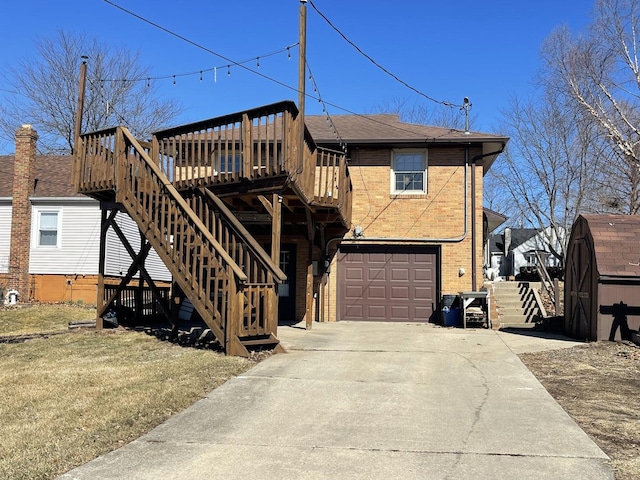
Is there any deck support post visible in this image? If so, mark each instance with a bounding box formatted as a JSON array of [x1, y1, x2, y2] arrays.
[[96, 208, 112, 329], [304, 208, 315, 329], [270, 193, 282, 333]]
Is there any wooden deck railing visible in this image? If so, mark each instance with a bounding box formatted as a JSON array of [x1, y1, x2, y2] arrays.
[[76, 126, 283, 354], [186, 188, 286, 338], [151, 100, 352, 226]]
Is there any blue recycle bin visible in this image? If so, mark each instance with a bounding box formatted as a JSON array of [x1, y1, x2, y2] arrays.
[[442, 306, 462, 327]]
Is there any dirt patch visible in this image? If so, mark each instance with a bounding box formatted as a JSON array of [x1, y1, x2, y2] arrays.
[[520, 341, 640, 480]]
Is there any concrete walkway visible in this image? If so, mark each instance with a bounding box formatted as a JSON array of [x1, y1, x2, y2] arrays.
[[59, 323, 614, 480]]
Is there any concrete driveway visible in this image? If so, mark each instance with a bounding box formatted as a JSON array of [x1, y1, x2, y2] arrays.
[[59, 322, 614, 480]]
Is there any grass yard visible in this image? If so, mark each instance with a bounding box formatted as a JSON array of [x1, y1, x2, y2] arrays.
[[0, 304, 254, 480]]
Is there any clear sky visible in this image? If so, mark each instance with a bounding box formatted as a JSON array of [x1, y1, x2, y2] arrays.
[[0, 0, 593, 153]]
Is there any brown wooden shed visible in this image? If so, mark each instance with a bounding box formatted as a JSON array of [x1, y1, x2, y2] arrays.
[[565, 214, 640, 341]]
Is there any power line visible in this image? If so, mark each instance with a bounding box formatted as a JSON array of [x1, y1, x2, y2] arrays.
[[103, 0, 470, 141], [308, 0, 462, 109]]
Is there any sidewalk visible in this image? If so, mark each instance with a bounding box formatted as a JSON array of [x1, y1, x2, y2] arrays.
[[59, 322, 614, 480]]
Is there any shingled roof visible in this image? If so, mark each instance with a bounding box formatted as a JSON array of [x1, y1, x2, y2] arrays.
[[581, 214, 640, 277], [305, 113, 508, 145], [0, 155, 81, 198]]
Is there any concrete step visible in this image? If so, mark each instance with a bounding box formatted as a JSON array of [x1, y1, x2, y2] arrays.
[[497, 306, 528, 315], [497, 313, 534, 323], [498, 322, 538, 330]]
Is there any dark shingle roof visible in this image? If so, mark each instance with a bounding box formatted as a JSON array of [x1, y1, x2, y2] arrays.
[[0, 155, 80, 198], [305, 113, 508, 146], [581, 214, 640, 277]]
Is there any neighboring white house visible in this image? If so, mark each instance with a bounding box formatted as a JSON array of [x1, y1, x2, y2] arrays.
[[488, 226, 565, 279], [0, 143, 170, 303]]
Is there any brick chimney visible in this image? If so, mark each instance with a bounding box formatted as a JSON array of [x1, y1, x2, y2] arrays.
[[8, 125, 38, 300]]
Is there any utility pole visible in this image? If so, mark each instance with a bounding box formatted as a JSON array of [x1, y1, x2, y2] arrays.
[[298, 0, 307, 171]]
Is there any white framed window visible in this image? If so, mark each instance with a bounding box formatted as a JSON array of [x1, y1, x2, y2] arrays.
[[36, 210, 61, 247], [391, 150, 427, 194]]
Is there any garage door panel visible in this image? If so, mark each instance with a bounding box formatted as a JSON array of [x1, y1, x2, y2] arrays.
[[367, 268, 386, 281], [391, 253, 410, 263], [390, 306, 409, 320], [368, 286, 387, 299], [414, 253, 435, 263], [344, 285, 363, 300], [413, 268, 433, 281], [414, 306, 431, 321], [391, 286, 409, 299], [344, 304, 364, 318], [345, 267, 364, 281], [391, 268, 409, 281], [368, 253, 387, 263], [339, 247, 438, 322], [367, 305, 387, 320], [414, 286, 433, 299]]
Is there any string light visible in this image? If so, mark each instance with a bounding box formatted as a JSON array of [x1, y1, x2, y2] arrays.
[[96, 42, 298, 85]]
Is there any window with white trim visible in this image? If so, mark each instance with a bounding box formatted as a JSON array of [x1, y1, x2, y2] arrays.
[[37, 211, 60, 247], [391, 150, 427, 194]]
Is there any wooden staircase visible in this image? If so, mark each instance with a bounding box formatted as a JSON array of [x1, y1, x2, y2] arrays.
[[74, 101, 352, 355]]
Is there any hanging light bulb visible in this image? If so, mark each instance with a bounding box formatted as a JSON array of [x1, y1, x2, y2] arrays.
[[287, 47, 291, 59], [256, 57, 260, 68], [227, 65, 231, 76], [173, 75, 176, 86], [199, 71, 203, 81]]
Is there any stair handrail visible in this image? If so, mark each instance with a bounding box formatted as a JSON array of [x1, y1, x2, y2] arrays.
[[201, 189, 286, 282], [534, 250, 555, 306], [119, 127, 247, 283]]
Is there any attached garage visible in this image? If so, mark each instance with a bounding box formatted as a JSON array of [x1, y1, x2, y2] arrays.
[[337, 245, 439, 322]]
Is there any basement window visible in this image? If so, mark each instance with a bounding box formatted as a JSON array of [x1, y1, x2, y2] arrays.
[[391, 150, 427, 194], [37, 211, 60, 247]]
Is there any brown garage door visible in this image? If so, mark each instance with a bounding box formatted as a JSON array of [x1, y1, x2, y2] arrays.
[[338, 246, 438, 322]]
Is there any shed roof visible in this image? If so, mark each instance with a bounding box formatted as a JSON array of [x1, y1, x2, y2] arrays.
[[0, 155, 80, 198], [581, 214, 640, 277]]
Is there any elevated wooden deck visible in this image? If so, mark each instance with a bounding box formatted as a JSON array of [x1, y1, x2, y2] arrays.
[[74, 101, 352, 355]]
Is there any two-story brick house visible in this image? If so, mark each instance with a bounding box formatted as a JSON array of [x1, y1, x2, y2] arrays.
[[67, 100, 507, 353], [305, 113, 508, 323]]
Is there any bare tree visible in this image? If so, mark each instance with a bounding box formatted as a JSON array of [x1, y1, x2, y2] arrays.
[[540, 0, 640, 215], [0, 30, 182, 154], [488, 90, 601, 264]]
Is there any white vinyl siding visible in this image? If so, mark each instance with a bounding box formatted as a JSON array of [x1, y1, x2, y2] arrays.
[[105, 213, 172, 282], [29, 202, 101, 274], [0, 203, 11, 273]]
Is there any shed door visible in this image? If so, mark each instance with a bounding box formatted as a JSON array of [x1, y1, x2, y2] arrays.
[[338, 246, 438, 322], [566, 237, 594, 340]]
